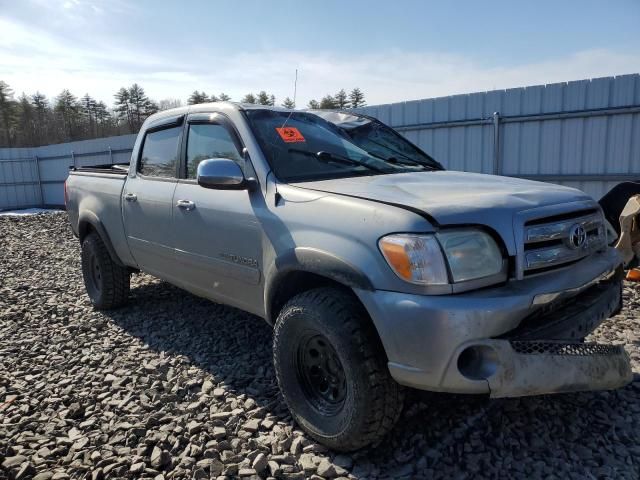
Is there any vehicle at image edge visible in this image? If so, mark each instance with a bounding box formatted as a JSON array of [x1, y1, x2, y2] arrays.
[[65, 103, 633, 451]]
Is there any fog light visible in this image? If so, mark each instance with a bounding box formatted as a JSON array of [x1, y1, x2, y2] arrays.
[[457, 345, 499, 380]]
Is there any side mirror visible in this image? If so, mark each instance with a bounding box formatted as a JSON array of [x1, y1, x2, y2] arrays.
[[196, 158, 256, 190]]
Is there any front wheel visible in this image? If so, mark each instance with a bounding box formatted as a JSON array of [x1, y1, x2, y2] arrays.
[[81, 232, 130, 309], [273, 287, 404, 451]]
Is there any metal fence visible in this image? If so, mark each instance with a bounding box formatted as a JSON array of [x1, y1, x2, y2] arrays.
[[1, 74, 639, 210], [356, 74, 640, 199], [0, 134, 136, 209]]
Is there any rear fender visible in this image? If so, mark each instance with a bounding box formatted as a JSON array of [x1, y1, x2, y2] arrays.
[[78, 211, 126, 267]]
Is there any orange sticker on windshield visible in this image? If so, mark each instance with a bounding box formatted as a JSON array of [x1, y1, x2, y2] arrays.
[[276, 127, 305, 143]]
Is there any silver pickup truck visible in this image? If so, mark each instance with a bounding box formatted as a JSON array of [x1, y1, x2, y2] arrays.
[[66, 103, 632, 451]]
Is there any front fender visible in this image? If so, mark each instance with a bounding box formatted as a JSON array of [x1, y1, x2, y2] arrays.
[[264, 247, 374, 321]]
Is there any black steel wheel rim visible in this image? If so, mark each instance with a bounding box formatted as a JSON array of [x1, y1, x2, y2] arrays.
[[88, 251, 102, 294], [296, 333, 347, 414]]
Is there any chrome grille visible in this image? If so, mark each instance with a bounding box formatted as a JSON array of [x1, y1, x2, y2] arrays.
[[522, 210, 606, 274]]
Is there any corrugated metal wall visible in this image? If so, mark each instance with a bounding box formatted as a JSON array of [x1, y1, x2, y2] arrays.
[[0, 134, 136, 209], [1, 75, 639, 210], [357, 74, 640, 199]]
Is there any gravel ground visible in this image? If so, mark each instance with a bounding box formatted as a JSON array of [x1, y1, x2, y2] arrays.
[[1, 212, 639, 480]]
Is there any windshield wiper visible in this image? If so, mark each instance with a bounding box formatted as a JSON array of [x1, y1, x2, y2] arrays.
[[359, 137, 438, 170], [316, 151, 387, 172], [288, 149, 386, 173]]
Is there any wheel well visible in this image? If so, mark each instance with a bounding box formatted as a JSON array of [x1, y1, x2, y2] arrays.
[[268, 270, 389, 362], [77, 220, 132, 270], [78, 221, 95, 242], [269, 271, 334, 322], [269, 270, 372, 323]]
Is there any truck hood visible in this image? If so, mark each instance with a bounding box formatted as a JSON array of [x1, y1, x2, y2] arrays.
[[291, 171, 595, 253]]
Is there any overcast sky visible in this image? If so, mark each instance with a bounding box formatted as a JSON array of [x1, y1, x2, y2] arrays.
[[1, 0, 639, 107]]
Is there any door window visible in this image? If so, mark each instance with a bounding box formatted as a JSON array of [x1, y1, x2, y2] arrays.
[[186, 123, 243, 179], [139, 126, 181, 178]]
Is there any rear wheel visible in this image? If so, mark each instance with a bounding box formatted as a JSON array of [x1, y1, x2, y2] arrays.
[[81, 232, 130, 309], [273, 287, 404, 451]]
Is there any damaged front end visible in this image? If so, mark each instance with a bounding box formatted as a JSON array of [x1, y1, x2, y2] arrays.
[[457, 268, 632, 398]]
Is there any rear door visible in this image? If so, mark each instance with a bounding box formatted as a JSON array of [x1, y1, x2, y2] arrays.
[[123, 118, 183, 282], [170, 112, 263, 313]]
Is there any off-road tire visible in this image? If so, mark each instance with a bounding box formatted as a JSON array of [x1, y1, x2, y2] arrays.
[[81, 232, 130, 309], [273, 287, 404, 451]]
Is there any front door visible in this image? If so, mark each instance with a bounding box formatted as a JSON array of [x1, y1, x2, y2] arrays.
[[171, 113, 263, 313], [123, 123, 182, 282]]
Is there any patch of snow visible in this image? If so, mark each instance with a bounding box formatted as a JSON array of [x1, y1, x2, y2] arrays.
[[0, 208, 64, 216]]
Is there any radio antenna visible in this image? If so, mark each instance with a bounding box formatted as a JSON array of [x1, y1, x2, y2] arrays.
[[281, 68, 298, 128], [292, 68, 298, 108]]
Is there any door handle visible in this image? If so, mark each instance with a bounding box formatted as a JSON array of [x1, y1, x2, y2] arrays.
[[176, 199, 196, 211], [124, 193, 137, 202]]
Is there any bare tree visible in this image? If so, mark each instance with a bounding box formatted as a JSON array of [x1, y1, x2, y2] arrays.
[[158, 98, 183, 111]]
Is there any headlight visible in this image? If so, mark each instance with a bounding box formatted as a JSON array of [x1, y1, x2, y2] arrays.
[[378, 234, 449, 285], [379, 230, 503, 285], [436, 230, 503, 282]]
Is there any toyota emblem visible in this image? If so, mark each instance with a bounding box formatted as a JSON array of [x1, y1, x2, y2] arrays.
[[568, 224, 587, 249]]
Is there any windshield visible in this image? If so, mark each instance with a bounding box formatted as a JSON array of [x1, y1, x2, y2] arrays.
[[244, 109, 442, 182], [311, 110, 442, 170]]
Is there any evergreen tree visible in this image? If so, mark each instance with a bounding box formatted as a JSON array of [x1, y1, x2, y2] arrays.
[[241, 93, 256, 104], [0, 81, 128, 146], [81, 94, 97, 137], [256, 91, 271, 105], [54, 89, 81, 141], [31, 92, 48, 115], [115, 84, 156, 133], [31, 92, 50, 144], [307, 99, 320, 109], [334, 89, 350, 109], [218, 93, 231, 101], [129, 83, 156, 131], [16, 94, 36, 146], [349, 87, 366, 108], [319, 95, 337, 109], [0, 81, 17, 146], [187, 90, 209, 105], [113, 87, 132, 131], [209, 93, 219, 102], [282, 97, 295, 109], [94, 101, 112, 137]]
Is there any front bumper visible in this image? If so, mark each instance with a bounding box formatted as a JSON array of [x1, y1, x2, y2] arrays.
[[356, 247, 633, 397]]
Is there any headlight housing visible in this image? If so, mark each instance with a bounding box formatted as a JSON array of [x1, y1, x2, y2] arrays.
[[379, 229, 503, 286], [436, 230, 503, 282], [378, 234, 449, 285]]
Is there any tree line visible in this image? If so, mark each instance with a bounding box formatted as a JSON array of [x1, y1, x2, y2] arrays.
[[187, 87, 366, 111], [0, 80, 366, 148]]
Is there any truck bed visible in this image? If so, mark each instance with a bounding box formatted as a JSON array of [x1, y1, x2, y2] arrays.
[[66, 164, 136, 267]]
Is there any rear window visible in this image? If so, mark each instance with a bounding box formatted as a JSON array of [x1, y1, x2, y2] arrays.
[[139, 126, 181, 178]]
